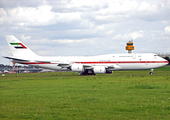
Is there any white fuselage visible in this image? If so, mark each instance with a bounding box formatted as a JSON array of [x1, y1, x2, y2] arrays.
[[19, 53, 168, 71]]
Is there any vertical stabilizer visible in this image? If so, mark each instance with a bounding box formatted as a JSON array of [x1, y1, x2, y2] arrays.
[[5, 35, 37, 57]]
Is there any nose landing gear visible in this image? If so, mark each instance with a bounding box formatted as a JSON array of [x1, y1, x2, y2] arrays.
[[150, 69, 154, 75]]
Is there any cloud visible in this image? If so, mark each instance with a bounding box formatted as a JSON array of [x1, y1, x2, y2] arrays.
[[55, 39, 86, 44], [130, 31, 144, 39], [0, 5, 63, 27], [164, 26, 170, 35], [56, 12, 82, 23], [0, 8, 7, 25], [1, 4, 83, 28], [0, 0, 43, 8], [112, 30, 144, 41], [5, 5, 57, 26], [21, 34, 31, 40], [137, 1, 158, 13]]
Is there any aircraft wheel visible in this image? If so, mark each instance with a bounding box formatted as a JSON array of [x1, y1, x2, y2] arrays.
[[80, 73, 84, 76], [149, 72, 153, 75], [150, 69, 154, 75]]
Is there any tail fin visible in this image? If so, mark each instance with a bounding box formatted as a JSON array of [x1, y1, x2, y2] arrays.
[[5, 35, 37, 57]]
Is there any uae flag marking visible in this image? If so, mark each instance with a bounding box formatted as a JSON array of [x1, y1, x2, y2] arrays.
[[10, 43, 27, 49]]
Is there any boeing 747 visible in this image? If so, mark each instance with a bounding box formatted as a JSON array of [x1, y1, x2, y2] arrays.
[[3, 35, 168, 75]]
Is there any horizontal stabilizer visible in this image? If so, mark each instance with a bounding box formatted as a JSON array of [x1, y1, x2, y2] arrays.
[[3, 56, 30, 62]]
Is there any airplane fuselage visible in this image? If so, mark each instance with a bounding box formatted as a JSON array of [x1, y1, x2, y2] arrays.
[[12, 53, 168, 71]]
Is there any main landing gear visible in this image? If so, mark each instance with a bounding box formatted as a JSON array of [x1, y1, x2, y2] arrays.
[[80, 69, 96, 75], [149, 69, 154, 75]]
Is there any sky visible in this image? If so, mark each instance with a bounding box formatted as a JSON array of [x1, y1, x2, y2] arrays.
[[0, 0, 170, 65]]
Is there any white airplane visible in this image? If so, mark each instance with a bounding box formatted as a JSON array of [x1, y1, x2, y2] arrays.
[[4, 35, 168, 75]]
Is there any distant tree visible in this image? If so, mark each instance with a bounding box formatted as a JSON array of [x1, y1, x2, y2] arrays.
[[163, 56, 170, 65]]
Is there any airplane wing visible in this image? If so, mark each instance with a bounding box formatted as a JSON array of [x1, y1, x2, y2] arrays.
[[58, 63, 121, 70], [82, 64, 93, 69], [4, 56, 121, 74], [57, 63, 71, 68], [106, 64, 122, 70], [35, 61, 51, 63]]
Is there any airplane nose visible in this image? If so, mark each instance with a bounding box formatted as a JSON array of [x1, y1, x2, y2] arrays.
[[163, 59, 169, 65], [165, 60, 169, 65], [158, 57, 169, 67]]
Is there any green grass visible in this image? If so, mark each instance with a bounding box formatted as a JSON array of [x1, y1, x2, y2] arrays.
[[0, 66, 170, 120]]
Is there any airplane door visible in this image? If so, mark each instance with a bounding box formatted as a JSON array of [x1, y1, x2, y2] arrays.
[[116, 59, 119, 65], [145, 59, 148, 65]]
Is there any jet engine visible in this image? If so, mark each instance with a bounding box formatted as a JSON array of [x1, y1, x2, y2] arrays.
[[93, 66, 106, 74], [71, 64, 84, 72]]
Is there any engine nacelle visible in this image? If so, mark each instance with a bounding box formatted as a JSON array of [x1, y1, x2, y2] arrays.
[[71, 64, 84, 72], [93, 66, 106, 74]]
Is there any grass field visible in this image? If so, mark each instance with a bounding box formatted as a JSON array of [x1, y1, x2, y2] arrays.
[[0, 66, 170, 120]]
